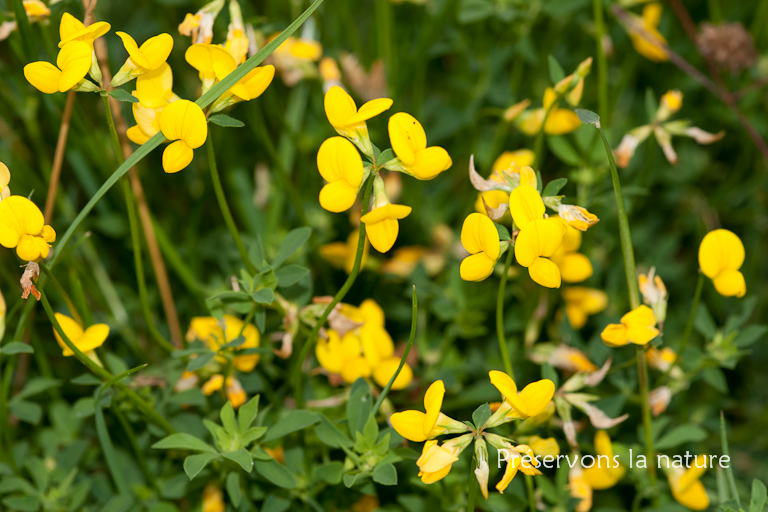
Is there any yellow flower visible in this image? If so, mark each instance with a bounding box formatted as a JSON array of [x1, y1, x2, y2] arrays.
[[658, 90, 683, 122], [0, 162, 11, 199], [628, 3, 669, 62], [497, 444, 542, 493], [24, 41, 92, 94], [600, 305, 659, 347], [316, 330, 361, 375], [639, 267, 668, 323], [23, 0, 50, 20], [570, 464, 593, 512], [112, 31, 174, 86], [158, 100, 208, 173], [360, 203, 412, 254], [417, 438, 462, 484], [562, 287, 608, 329], [698, 229, 746, 298], [185, 43, 238, 92], [225, 377, 246, 408], [489, 371, 555, 419], [474, 190, 510, 217], [224, 1, 249, 64], [201, 374, 224, 395], [493, 150, 535, 172], [390, 380, 467, 442], [0, 196, 55, 261], [528, 436, 560, 458], [319, 230, 369, 274], [518, 88, 581, 136], [388, 112, 452, 180], [58, 12, 110, 48], [530, 343, 598, 373], [645, 346, 676, 372], [202, 482, 225, 512], [316, 137, 364, 213], [373, 357, 413, 390], [459, 213, 500, 282], [127, 100, 166, 145], [667, 455, 710, 510], [134, 63, 174, 108], [178, 13, 201, 39], [557, 204, 599, 232], [178, 0, 224, 44], [582, 431, 626, 489], [550, 222, 594, 284], [324, 86, 392, 153], [186, 315, 261, 372], [52, 313, 109, 357]]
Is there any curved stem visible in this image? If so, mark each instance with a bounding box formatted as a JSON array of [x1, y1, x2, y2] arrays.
[[496, 248, 515, 379], [207, 136, 258, 276], [658, 272, 704, 386], [293, 175, 375, 408], [592, 0, 609, 122]]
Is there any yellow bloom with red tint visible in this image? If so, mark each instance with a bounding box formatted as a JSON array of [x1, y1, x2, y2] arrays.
[[627, 3, 669, 62], [52, 313, 109, 357], [459, 213, 501, 282], [24, 41, 93, 94], [562, 287, 608, 329], [518, 88, 581, 136], [601, 305, 659, 347], [186, 315, 261, 372], [202, 482, 225, 512], [550, 222, 593, 284], [360, 198, 412, 254], [582, 431, 626, 489], [645, 346, 676, 372], [388, 112, 452, 180], [159, 100, 208, 173], [324, 86, 392, 155], [111, 32, 173, 86], [557, 204, 599, 231], [666, 455, 710, 510], [698, 229, 746, 298], [390, 380, 468, 442], [316, 137, 364, 213], [58, 12, 110, 48], [417, 435, 472, 484], [489, 371, 555, 419], [0, 196, 56, 261]]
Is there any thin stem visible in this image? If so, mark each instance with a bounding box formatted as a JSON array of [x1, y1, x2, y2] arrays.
[[636, 346, 657, 495], [467, 456, 478, 512], [44, 91, 76, 222], [592, 0, 609, 122], [496, 248, 515, 379], [525, 474, 536, 512], [293, 175, 375, 408], [658, 272, 704, 386], [41, 263, 83, 326], [39, 291, 175, 434], [101, 93, 123, 161], [371, 286, 417, 417], [207, 136, 258, 276]]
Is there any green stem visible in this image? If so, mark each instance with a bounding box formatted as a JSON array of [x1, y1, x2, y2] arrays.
[[467, 456, 478, 512], [293, 175, 375, 408], [658, 272, 704, 385], [42, 262, 83, 326], [39, 290, 175, 434], [720, 412, 741, 508], [371, 286, 417, 417], [525, 474, 536, 512], [496, 248, 515, 379], [207, 136, 258, 276], [592, 0, 609, 122]]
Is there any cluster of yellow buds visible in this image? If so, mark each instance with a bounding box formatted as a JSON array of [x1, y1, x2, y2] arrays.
[[615, 90, 724, 168], [389, 374, 555, 497], [621, 2, 669, 62], [318, 86, 452, 253], [312, 299, 413, 389], [178, 315, 261, 408], [462, 154, 599, 289]]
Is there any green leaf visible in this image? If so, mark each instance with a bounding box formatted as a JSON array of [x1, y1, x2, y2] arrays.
[[547, 54, 566, 84], [226, 473, 242, 508], [0, 476, 36, 494], [222, 448, 253, 473], [655, 425, 708, 450], [109, 89, 139, 103], [378, 148, 396, 164], [262, 410, 320, 442], [9, 401, 42, 425], [95, 401, 130, 495], [208, 114, 245, 128], [71, 374, 102, 386], [363, 414, 379, 446], [575, 109, 600, 125], [347, 378, 372, 435], [183, 453, 218, 480], [152, 433, 218, 453], [372, 463, 398, 485], [471, 404, 492, 429], [314, 461, 344, 485], [101, 495, 134, 512], [750, 479, 767, 512], [702, 367, 728, 393], [253, 459, 298, 489], [0, 342, 33, 355], [186, 351, 214, 372], [542, 178, 568, 197], [494, 223, 511, 241], [252, 288, 275, 305], [238, 395, 260, 432], [2, 495, 41, 512], [644, 87, 657, 122], [541, 363, 559, 388], [276, 264, 310, 288], [721, 413, 741, 509], [262, 495, 292, 512], [315, 416, 353, 449], [547, 136, 582, 166], [273, 227, 312, 268], [735, 325, 768, 348], [13, 378, 61, 401]]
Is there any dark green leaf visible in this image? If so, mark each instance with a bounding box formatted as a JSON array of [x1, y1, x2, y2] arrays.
[[372, 463, 398, 485], [0, 342, 33, 355], [252, 288, 275, 305], [208, 114, 245, 128], [109, 89, 139, 103], [655, 425, 708, 450], [222, 448, 253, 473], [347, 378, 372, 435], [238, 395, 260, 432], [314, 416, 353, 449], [262, 410, 320, 442], [186, 351, 214, 371], [547, 54, 565, 84], [273, 227, 312, 268], [542, 177, 568, 197], [471, 404, 492, 429], [276, 264, 310, 288], [314, 461, 344, 485], [575, 109, 599, 125], [253, 459, 297, 489], [3, 495, 41, 512], [749, 479, 767, 512], [226, 472, 242, 507], [184, 453, 218, 480], [152, 433, 218, 453], [9, 401, 42, 425], [547, 136, 581, 166]]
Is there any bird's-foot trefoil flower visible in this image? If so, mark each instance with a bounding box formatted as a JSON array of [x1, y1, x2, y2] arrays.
[[187, 315, 261, 372], [484, 435, 542, 493], [486, 371, 556, 425], [386, 112, 452, 180], [158, 100, 208, 173], [178, 0, 225, 44], [0, 196, 56, 261], [416, 434, 473, 484], [111, 32, 174, 87], [601, 305, 659, 347], [324, 86, 392, 158], [623, 3, 669, 62], [550, 221, 594, 284], [582, 431, 626, 489], [459, 212, 502, 281], [185, 43, 238, 93], [360, 176, 412, 253], [52, 313, 109, 363], [224, 0, 250, 64], [664, 454, 710, 510], [24, 41, 99, 94], [529, 343, 598, 373], [639, 267, 668, 324], [562, 287, 607, 329], [698, 229, 746, 298], [316, 136, 365, 213], [0, 162, 11, 200], [390, 380, 468, 442]]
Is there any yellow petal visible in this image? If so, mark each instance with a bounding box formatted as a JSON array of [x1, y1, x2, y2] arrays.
[[137, 33, 174, 70], [514, 218, 565, 267], [230, 65, 275, 101], [557, 252, 593, 283], [698, 229, 745, 278], [420, 463, 453, 484], [423, 380, 445, 437], [672, 480, 710, 510], [389, 112, 426, 166], [460, 213, 500, 259], [159, 99, 208, 148], [347, 97, 393, 125], [319, 181, 358, 213], [583, 465, 622, 490], [116, 31, 149, 69], [509, 379, 555, 417], [53, 313, 84, 356], [373, 358, 412, 390], [162, 140, 194, 174], [79, 323, 110, 352], [544, 109, 581, 135], [601, 324, 629, 347], [713, 269, 746, 298], [528, 257, 562, 288], [136, 63, 173, 108], [390, 410, 428, 442], [16, 234, 49, 261], [489, 370, 518, 400], [59, 12, 84, 42], [185, 44, 237, 79], [620, 304, 657, 328], [594, 431, 614, 458], [324, 86, 359, 130], [411, 146, 452, 180], [56, 41, 92, 92], [492, 150, 535, 172], [24, 62, 62, 94], [625, 323, 659, 345], [509, 185, 544, 229], [365, 217, 400, 253], [0, 196, 45, 249], [340, 355, 371, 383], [358, 299, 385, 328], [316, 136, 363, 188], [460, 252, 497, 282], [418, 443, 459, 473]]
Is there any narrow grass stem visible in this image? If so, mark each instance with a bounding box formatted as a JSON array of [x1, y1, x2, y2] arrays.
[[496, 248, 515, 379], [592, 0, 609, 122], [659, 272, 704, 386], [207, 136, 259, 276], [293, 175, 375, 408], [525, 474, 536, 512]]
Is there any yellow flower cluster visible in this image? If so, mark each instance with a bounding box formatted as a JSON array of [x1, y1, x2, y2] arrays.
[[319, 86, 452, 253], [0, 194, 56, 262], [315, 300, 413, 389]]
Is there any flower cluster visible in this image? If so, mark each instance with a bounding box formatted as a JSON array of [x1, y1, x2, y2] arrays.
[[0, 192, 56, 262], [318, 86, 452, 253], [389, 374, 555, 497]]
